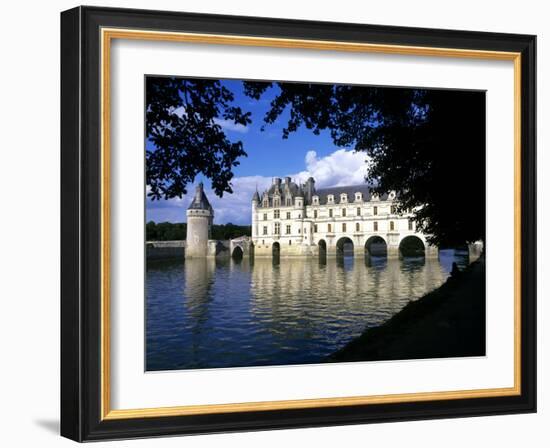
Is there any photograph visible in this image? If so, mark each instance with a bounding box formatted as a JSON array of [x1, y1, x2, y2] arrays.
[[144, 76, 487, 371], [55, 4, 538, 442]]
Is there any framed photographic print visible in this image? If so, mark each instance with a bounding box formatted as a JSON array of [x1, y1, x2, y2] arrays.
[[60, 6, 536, 441]]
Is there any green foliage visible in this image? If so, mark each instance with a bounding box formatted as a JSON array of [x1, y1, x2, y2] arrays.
[[146, 77, 251, 200], [243, 82, 486, 247], [146, 221, 186, 241], [146, 221, 251, 241], [146, 77, 486, 246], [211, 223, 252, 240]]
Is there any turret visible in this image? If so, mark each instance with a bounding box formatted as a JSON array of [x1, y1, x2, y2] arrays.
[[251, 189, 260, 238], [186, 182, 213, 258], [252, 190, 260, 207]]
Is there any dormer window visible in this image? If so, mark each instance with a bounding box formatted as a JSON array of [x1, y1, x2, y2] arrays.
[[371, 193, 379, 201], [340, 193, 348, 203], [312, 195, 319, 205], [388, 191, 396, 200], [273, 197, 280, 207], [285, 197, 292, 206], [355, 192, 363, 202], [327, 194, 334, 204], [263, 198, 269, 207]]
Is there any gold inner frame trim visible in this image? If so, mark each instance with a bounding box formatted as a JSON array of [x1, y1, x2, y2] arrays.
[[100, 27, 522, 421]]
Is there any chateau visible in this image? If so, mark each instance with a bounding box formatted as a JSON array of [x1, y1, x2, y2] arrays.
[[183, 177, 438, 259], [251, 176, 438, 258]]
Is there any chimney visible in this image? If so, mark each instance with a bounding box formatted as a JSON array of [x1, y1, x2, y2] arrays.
[[304, 177, 315, 203]]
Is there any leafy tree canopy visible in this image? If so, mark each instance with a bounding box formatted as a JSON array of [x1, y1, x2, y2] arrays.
[[146, 77, 486, 247], [243, 81, 485, 247], [146, 77, 251, 200], [146, 221, 251, 241]]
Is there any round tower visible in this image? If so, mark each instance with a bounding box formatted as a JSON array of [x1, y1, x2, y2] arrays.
[[186, 182, 213, 258]]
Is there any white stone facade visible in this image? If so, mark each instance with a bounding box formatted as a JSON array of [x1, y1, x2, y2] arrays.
[[251, 177, 437, 258]]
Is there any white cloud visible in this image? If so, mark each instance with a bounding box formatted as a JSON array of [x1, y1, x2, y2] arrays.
[[291, 149, 371, 188], [169, 107, 249, 134], [146, 148, 370, 225], [213, 118, 249, 134]]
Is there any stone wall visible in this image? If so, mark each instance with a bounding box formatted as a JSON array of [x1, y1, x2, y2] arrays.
[[146, 241, 185, 260]]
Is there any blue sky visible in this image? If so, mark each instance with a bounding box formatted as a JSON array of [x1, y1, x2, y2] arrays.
[[146, 79, 370, 225]]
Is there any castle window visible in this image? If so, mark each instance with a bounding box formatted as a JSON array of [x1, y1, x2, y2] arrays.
[[289, 240, 292, 245], [328, 194, 334, 204], [286, 197, 292, 206], [340, 193, 347, 203], [274, 223, 280, 235], [342, 223, 347, 232], [355, 193, 362, 202], [304, 227, 307, 234], [274, 209, 280, 219], [286, 225, 291, 234], [314, 209, 318, 219], [342, 208, 347, 217], [263, 213, 267, 221], [357, 207, 361, 216], [273, 197, 280, 207], [373, 221, 378, 232], [391, 205, 397, 214], [312, 196, 319, 205], [390, 221, 395, 231], [314, 224, 318, 233], [329, 209, 333, 218], [356, 222, 360, 232], [373, 206, 378, 216], [263, 226, 268, 235], [263, 199, 268, 207], [286, 211, 291, 220], [262, 240, 265, 245], [409, 220, 414, 231], [328, 223, 332, 232]]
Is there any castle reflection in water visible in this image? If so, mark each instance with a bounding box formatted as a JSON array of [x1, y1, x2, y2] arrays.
[[146, 250, 468, 371]]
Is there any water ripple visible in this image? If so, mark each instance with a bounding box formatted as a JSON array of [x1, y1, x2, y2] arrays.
[[146, 250, 468, 370]]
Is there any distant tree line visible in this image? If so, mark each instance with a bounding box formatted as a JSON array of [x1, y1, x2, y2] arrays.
[[147, 77, 486, 247], [146, 221, 251, 241]]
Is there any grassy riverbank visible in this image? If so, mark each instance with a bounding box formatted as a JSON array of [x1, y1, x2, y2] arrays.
[[327, 257, 486, 362]]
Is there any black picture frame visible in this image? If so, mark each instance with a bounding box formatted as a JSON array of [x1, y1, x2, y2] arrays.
[[61, 6, 536, 442]]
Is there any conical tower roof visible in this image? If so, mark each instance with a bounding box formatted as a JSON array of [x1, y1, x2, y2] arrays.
[[187, 182, 213, 211]]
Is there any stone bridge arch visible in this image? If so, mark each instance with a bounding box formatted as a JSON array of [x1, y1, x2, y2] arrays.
[[398, 235, 426, 257], [229, 236, 254, 259], [365, 235, 388, 257]]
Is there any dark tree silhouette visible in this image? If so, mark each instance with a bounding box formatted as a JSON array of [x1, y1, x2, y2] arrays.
[[146, 76, 485, 246], [243, 81, 485, 247], [146, 77, 251, 200]]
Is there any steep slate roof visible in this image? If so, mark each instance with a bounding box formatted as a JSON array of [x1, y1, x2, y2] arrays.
[[255, 177, 390, 207], [266, 180, 301, 197], [314, 185, 389, 205], [188, 182, 213, 211]]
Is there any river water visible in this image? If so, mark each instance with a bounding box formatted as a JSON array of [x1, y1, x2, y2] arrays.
[[146, 249, 469, 371]]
